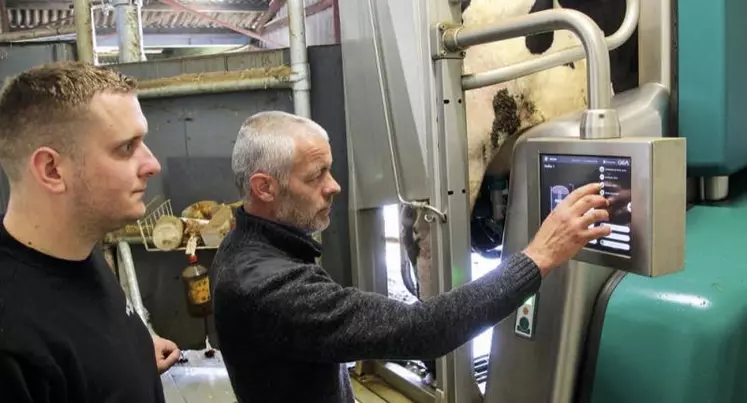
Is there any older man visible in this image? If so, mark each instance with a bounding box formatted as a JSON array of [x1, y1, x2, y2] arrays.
[[211, 110, 611, 403], [0, 61, 178, 402]]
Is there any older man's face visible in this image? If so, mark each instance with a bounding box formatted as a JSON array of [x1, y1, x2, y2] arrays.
[[275, 133, 341, 233]]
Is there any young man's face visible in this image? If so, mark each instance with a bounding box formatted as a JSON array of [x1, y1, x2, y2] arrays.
[[69, 92, 161, 232]]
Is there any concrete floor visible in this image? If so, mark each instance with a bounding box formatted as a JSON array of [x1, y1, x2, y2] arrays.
[[161, 347, 237, 403], [160, 346, 413, 403]]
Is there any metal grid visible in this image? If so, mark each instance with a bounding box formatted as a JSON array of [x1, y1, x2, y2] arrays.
[[137, 198, 218, 252]]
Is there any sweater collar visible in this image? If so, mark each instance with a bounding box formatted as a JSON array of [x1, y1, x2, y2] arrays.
[[0, 214, 98, 276], [234, 206, 322, 263]]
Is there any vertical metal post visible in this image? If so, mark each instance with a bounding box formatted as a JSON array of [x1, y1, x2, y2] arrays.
[[113, 0, 146, 63], [73, 0, 97, 64], [288, 0, 311, 119], [287, 0, 321, 248], [638, 0, 672, 90], [0, 0, 10, 33], [116, 241, 155, 334], [427, 1, 476, 401]]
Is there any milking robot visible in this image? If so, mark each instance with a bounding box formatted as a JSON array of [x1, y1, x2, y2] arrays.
[[341, 0, 747, 402]]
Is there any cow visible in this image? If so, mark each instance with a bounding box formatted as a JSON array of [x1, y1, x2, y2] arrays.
[[397, 0, 638, 382]]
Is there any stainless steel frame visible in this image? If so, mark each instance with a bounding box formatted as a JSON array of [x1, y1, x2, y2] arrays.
[[483, 83, 685, 403], [341, 0, 477, 400], [339, 0, 430, 212], [427, 5, 475, 401], [638, 0, 673, 90], [441, 8, 621, 141], [341, 0, 677, 402], [461, 0, 640, 91]]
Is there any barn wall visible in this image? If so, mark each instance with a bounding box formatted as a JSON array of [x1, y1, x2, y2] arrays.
[[0, 44, 350, 350], [0, 42, 78, 213]]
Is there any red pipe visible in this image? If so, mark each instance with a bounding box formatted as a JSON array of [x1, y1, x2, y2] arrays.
[[332, 0, 339, 43]]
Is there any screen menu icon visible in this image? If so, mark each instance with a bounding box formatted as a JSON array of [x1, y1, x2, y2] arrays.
[[539, 154, 632, 257]]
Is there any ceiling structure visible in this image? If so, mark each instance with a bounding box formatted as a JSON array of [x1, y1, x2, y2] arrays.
[[0, 0, 335, 49]]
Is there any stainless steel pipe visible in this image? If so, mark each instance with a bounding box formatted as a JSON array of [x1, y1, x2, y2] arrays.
[[288, 0, 311, 119], [443, 8, 612, 110], [461, 0, 639, 91], [117, 241, 154, 334]]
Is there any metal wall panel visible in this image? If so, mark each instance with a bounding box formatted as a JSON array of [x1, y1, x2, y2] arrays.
[[0, 42, 77, 211], [0, 41, 76, 76], [339, 0, 430, 209], [0, 44, 350, 349]]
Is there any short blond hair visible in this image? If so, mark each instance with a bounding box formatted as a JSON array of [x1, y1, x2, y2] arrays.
[[0, 61, 137, 180]]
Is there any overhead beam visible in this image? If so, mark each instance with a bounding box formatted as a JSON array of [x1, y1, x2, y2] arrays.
[[261, 0, 332, 34], [97, 34, 249, 48], [97, 31, 250, 47], [254, 0, 284, 32], [141, 2, 268, 12], [157, 0, 278, 48], [6, 0, 269, 12], [12, 30, 250, 47], [98, 27, 247, 36]]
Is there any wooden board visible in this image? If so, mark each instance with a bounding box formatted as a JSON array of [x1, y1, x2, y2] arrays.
[[351, 374, 414, 403]]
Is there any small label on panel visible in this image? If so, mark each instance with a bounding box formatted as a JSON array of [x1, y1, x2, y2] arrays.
[[515, 293, 538, 339]]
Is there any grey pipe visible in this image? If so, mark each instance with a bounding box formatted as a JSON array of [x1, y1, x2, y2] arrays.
[[287, 0, 321, 245], [113, 0, 146, 63], [116, 241, 154, 334], [288, 0, 311, 119], [443, 8, 619, 138], [73, 0, 97, 64], [137, 75, 293, 99], [444, 8, 611, 110], [462, 0, 639, 91]]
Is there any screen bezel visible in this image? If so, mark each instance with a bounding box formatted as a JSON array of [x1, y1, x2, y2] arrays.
[[525, 138, 652, 271]]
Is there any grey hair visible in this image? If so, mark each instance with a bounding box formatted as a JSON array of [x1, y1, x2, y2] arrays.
[[232, 110, 328, 198]]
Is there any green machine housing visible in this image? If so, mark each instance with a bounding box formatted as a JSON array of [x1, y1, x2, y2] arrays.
[[587, 1, 747, 401]]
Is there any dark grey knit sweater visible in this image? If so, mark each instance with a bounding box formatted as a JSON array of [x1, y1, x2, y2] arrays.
[[211, 207, 542, 403]]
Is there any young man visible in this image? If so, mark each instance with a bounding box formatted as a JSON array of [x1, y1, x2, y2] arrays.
[[211, 110, 612, 403], [0, 61, 178, 402]]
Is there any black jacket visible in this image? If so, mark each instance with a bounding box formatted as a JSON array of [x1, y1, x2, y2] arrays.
[[211, 207, 542, 403]]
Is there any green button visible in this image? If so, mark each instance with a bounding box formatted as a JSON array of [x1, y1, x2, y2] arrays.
[[517, 317, 530, 334]]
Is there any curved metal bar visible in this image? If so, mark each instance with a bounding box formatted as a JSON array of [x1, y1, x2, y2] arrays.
[[461, 0, 639, 91]]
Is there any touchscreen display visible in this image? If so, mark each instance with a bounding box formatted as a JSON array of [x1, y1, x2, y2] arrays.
[[539, 154, 632, 257]]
